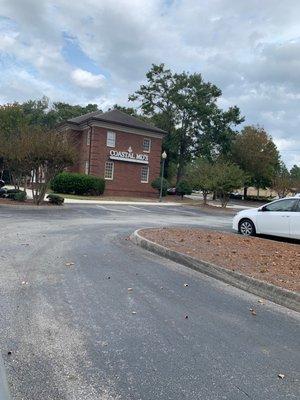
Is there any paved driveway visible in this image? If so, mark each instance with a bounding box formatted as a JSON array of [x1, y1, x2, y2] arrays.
[[0, 204, 299, 399]]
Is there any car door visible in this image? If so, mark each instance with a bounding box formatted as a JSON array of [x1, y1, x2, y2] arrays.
[[290, 200, 300, 239], [256, 198, 298, 238]]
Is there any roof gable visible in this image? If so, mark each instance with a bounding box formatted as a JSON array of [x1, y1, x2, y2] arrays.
[[67, 109, 166, 134]]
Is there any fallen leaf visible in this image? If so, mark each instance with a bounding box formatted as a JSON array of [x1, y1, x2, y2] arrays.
[[249, 308, 257, 316], [65, 262, 74, 267], [127, 288, 133, 292], [258, 299, 264, 304]]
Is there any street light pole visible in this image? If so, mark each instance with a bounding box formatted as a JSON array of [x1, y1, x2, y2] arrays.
[[159, 151, 167, 202]]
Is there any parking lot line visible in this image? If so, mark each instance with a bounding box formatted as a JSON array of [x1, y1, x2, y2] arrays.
[[96, 205, 127, 213], [128, 205, 152, 213]]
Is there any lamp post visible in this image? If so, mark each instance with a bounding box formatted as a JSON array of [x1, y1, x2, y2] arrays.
[[159, 151, 167, 202]]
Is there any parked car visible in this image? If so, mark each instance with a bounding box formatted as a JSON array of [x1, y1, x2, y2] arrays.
[[167, 187, 176, 195], [233, 196, 300, 239], [229, 192, 243, 200]]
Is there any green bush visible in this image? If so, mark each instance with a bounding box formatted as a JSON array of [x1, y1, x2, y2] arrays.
[[151, 177, 169, 196], [13, 191, 27, 202], [47, 194, 64, 205], [176, 180, 192, 198], [51, 172, 105, 196], [6, 189, 22, 199]]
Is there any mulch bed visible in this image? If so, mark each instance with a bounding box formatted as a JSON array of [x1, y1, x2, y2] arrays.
[[140, 228, 300, 292]]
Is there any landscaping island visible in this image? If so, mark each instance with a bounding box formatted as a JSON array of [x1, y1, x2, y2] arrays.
[[139, 228, 300, 292]]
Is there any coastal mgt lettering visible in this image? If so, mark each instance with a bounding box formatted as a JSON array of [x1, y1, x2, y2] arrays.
[[110, 148, 149, 164], [61, 109, 166, 197]]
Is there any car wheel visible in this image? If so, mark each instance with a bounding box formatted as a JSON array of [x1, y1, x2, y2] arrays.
[[239, 219, 256, 236]]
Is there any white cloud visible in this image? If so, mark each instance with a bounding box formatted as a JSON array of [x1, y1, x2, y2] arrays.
[[0, 0, 300, 167], [71, 68, 105, 89]]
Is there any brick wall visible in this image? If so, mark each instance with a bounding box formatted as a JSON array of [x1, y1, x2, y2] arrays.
[[68, 126, 163, 197]]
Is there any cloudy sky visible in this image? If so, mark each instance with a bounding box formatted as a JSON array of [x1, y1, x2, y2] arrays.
[[0, 0, 299, 167]]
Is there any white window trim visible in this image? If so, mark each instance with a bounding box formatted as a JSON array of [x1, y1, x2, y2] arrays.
[[143, 138, 151, 153], [104, 161, 114, 180], [107, 131, 116, 148], [141, 166, 149, 183]]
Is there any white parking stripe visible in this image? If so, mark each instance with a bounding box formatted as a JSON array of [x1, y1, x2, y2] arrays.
[[129, 205, 152, 213], [96, 205, 127, 213]]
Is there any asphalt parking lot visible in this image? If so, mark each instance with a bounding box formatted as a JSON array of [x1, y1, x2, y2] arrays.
[[0, 203, 299, 400]]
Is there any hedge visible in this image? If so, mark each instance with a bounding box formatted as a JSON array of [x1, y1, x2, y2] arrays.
[[51, 172, 105, 196], [47, 194, 64, 205]]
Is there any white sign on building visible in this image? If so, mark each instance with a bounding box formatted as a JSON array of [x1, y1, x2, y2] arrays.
[[109, 147, 149, 164]]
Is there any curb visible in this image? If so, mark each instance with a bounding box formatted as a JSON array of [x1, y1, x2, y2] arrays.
[[0, 355, 10, 400], [131, 229, 300, 313]]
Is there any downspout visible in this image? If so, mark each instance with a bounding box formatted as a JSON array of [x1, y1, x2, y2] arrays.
[[87, 122, 93, 175]]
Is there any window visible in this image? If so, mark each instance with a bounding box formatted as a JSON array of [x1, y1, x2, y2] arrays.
[[86, 131, 91, 146], [104, 161, 114, 180], [107, 131, 116, 147], [141, 166, 149, 183], [84, 161, 89, 175], [264, 199, 298, 212], [143, 138, 151, 152]]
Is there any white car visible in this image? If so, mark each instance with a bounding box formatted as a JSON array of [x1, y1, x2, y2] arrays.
[[233, 197, 300, 239]]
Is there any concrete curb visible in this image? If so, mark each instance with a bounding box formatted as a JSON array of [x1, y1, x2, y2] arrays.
[[131, 229, 300, 313], [0, 355, 10, 400]]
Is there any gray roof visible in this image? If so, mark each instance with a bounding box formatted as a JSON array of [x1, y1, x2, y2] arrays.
[[67, 109, 166, 134]]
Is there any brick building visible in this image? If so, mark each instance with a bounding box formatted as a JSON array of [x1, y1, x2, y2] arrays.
[[61, 109, 166, 197]]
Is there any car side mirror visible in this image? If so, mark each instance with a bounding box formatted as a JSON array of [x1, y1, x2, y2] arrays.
[[259, 206, 267, 212]]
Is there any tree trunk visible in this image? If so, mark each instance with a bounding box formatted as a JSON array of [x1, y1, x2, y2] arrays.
[[221, 193, 229, 208], [176, 159, 185, 184], [243, 186, 248, 200], [257, 187, 260, 199], [203, 191, 208, 205], [176, 129, 186, 184]]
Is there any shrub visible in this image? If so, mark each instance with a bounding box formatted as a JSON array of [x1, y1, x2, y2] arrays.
[[151, 177, 169, 197], [51, 172, 105, 196], [6, 189, 22, 199], [6, 188, 22, 194], [13, 191, 27, 202], [47, 194, 64, 205], [176, 180, 192, 198]]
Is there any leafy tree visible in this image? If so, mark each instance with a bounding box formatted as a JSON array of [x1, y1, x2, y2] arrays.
[[231, 126, 280, 198], [29, 129, 75, 204], [186, 158, 215, 204], [212, 161, 245, 207], [176, 180, 192, 198], [108, 104, 138, 117], [48, 101, 99, 126], [195, 105, 244, 162], [1, 125, 34, 189], [1, 125, 75, 204], [151, 177, 169, 197], [0, 103, 25, 135], [0, 98, 100, 131], [272, 162, 292, 198], [290, 164, 300, 192], [129, 64, 243, 183]]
